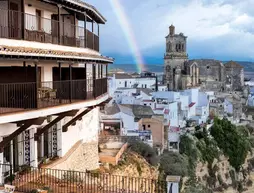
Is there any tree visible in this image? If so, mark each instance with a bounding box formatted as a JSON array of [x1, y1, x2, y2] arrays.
[[210, 118, 250, 172], [159, 151, 188, 177]]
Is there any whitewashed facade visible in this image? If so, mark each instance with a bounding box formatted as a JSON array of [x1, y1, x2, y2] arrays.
[[0, 0, 113, 172]]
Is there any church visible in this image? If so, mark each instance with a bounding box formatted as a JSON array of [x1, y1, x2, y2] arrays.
[[164, 25, 244, 92]]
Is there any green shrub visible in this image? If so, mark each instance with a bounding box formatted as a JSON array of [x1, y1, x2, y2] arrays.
[[128, 141, 158, 166], [159, 151, 188, 177]]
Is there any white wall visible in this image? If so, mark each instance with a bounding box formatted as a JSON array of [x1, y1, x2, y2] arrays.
[[168, 102, 179, 127], [60, 107, 99, 156]]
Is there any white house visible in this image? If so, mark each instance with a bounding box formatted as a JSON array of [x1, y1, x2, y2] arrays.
[[108, 73, 157, 96], [0, 0, 113, 173]]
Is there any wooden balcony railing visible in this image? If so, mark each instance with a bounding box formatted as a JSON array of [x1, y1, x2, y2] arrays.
[[0, 78, 107, 115], [0, 9, 99, 51]]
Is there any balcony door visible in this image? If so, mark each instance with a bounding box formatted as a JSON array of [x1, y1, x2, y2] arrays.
[[9, 1, 21, 39]]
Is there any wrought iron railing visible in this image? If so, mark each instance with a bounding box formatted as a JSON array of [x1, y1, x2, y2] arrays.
[[0, 9, 99, 51], [0, 164, 167, 193], [0, 78, 107, 114]]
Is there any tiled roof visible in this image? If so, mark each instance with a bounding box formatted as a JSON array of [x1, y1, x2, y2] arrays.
[[65, 0, 106, 23], [137, 88, 153, 96], [104, 104, 120, 115], [121, 104, 154, 118], [189, 102, 196, 107], [114, 73, 134, 79], [224, 61, 243, 68], [0, 46, 113, 63]]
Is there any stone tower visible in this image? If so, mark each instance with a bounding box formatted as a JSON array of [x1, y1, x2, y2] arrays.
[[164, 25, 188, 90]]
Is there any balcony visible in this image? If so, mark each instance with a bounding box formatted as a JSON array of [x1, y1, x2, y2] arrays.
[[0, 9, 99, 51], [0, 78, 107, 115]]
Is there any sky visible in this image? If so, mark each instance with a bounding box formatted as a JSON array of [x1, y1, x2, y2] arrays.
[[85, 0, 254, 65]]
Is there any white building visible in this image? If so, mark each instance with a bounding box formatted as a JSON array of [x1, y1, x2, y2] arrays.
[[108, 73, 157, 96], [0, 0, 113, 173]]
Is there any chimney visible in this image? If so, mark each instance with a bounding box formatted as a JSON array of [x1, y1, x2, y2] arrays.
[[169, 25, 175, 36]]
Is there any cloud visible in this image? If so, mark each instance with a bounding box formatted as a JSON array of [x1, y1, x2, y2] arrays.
[[84, 0, 254, 64]]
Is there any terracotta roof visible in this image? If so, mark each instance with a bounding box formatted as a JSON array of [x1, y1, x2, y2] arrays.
[[189, 102, 196, 107], [0, 46, 113, 63], [224, 61, 243, 68]]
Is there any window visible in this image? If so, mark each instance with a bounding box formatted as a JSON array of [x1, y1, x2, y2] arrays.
[[144, 104, 147, 106], [36, 9, 42, 30], [148, 125, 150, 128]]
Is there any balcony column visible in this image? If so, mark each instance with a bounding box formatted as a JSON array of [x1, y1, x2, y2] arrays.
[[92, 20, 94, 50], [21, 0, 25, 39], [84, 63, 87, 99], [84, 12, 87, 48], [74, 12, 77, 46], [101, 64, 103, 78], [58, 62, 62, 103], [35, 62, 39, 108], [69, 64, 73, 102], [106, 64, 108, 77], [97, 24, 100, 52], [92, 63, 96, 98], [57, 5, 62, 45]]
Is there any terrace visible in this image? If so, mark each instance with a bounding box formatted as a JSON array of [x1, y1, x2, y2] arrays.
[[0, 6, 100, 51], [0, 65, 108, 116]]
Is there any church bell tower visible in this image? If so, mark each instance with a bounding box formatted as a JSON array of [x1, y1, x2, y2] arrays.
[[164, 25, 188, 90]]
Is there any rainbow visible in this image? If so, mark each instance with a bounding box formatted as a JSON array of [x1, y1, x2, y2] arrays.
[[109, 0, 146, 73]]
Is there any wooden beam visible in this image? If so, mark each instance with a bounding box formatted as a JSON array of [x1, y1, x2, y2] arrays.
[[0, 118, 45, 152], [14, 117, 46, 126], [62, 108, 93, 132], [34, 115, 65, 141], [34, 110, 79, 140]]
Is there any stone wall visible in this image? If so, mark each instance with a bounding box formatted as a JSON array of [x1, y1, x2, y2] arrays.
[[44, 141, 99, 172]]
